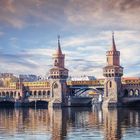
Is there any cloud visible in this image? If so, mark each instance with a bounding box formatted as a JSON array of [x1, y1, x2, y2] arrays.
[[0, 0, 140, 30], [64, 0, 140, 30], [0, 31, 4, 36], [0, 1, 139, 78]]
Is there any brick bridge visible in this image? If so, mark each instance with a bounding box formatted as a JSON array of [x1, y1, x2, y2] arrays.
[[0, 78, 140, 107]]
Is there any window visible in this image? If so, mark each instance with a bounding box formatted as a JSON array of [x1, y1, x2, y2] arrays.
[[109, 81, 112, 88], [53, 83, 58, 89]]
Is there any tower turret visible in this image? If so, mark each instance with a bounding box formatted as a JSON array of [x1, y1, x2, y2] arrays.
[[49, 36, 69, 107], [103, 32, 123, 108], [49, 36, 68, 79], [103, 32, 123, 78]]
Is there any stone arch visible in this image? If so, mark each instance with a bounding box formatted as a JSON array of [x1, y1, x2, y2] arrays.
[[43, 91, 46, 96], [53, 82, 58, 89], [47, 90, 50, 96], [123, 89, 128, 97], [52, 82, 59, 97], [29, 91, 32, 96], [34, 91, 37, 97], [6, 91, 9, 97], [38, 91, 42, 96], [2, 92, 5, 97], [109, 81, 112, 88], [135, 89, 139, 96], [129, 89, 134, 96], [18, 92, 20, 97], [107, 80, 115, 89], [106, 80, 117, 97], [10, 91, 13, 97], [14, 91, 16, 97]]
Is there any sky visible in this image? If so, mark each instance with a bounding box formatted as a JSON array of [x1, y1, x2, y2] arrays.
[[0, 0, 140, 78]]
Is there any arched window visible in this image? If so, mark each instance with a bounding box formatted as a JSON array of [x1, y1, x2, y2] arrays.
[[129, 90, 134, 96], [30, 91, 32, 96], [54, 59, 58, 66], [109, 81, 112, 88], [53, 83, 58, 89], [43, 91, 46, 96], [10, 91, 13, 97], [38, 91, 41, 96], [47, 91, 50, 96], [135, 89, 139, 96], [34, 91, 37, 97], [123, 89, 128, 97]]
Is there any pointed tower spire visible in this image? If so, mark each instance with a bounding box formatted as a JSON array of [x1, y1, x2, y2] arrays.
[[56, 35, 62, 54], [112, 32, 117, 51]]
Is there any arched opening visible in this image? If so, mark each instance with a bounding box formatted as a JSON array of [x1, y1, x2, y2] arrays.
[[135, 89, 139, 96], [29, 101, 48, 108], [123, 89, 128, 97], [47, 91, 50, 97], [53, 83, 58, 89], [38, 91, 42, 97], [14, 91, 16, 97], [129, 89, 134, 96], [109, 81, 112, 88], [2, 92, 5, 97], [34, 91, 37, 97], [30, 91, 32, 96], [10, 91, 13, 97], [6, 92, 9, 97], [43, 91, 46, 97]]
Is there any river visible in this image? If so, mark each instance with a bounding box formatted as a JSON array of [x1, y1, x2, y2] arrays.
[[0, 106, 140, 140]]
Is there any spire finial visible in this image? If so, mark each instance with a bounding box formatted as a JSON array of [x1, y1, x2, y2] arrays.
[[58, 35, 60, 43], [56, 35, 62, 54], [112, 31, 116, 51]]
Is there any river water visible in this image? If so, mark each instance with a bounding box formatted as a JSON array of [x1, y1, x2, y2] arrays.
[[0, 106, 140, 140]]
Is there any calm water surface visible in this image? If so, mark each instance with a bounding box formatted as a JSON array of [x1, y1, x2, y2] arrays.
[[0, 106, 140, 140]]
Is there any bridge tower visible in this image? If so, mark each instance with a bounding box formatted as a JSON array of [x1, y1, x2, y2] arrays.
[[49, 36, 69, 107], [103, 33, 123, 107]]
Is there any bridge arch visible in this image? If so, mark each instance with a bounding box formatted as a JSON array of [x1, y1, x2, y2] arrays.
[[74, 87, 103, 97], [29, 91, 33, 96], [29, 100, 48, 108], [135, 89, 139, 96], [34, 91, 37, 97], [2, 92, 5, 97], [43, 91, 46, 97], [123, 89, 129, 97], [47, 90, 50, 96], [10, 91, 13, 97], [129, 89, 134, 96], [14, 91, 16, 97], [38, 91, 42, 97], [6, 91, 9, 97]]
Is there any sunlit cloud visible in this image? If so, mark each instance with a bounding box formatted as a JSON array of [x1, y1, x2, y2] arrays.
[[0, 0, 139, 78]]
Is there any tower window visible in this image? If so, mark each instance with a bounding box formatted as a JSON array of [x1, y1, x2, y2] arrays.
[[109, 81, 112, 88], [53, 83, 58, 89]]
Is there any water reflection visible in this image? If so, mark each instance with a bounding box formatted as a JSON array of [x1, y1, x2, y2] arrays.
[[0, 106, 140, 140]]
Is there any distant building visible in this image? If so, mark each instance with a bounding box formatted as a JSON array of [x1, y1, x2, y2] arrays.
[[19, 74, 39, 82], [0, 73, 18, 87], [68, 75, 96, 81]]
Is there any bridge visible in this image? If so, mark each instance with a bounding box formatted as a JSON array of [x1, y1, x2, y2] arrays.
[[0, 35, 140, 108]]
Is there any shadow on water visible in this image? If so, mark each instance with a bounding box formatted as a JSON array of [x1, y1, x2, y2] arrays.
[[0, 101, 14, 108], [28, 101, 48, 109]]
